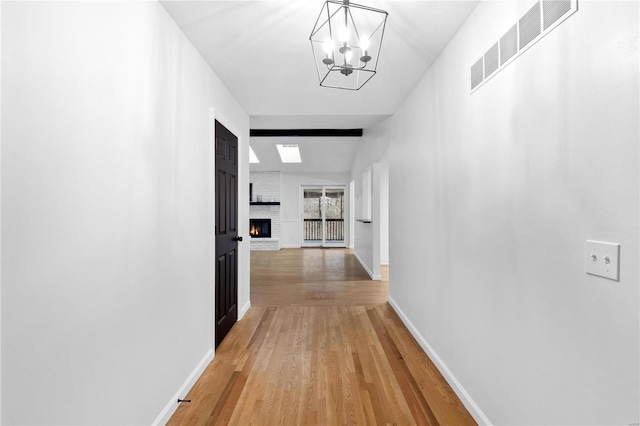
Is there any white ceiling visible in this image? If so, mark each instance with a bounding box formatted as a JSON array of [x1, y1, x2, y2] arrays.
[[161, 0, 479, 172], [249, 114, 391, 130], [250, 136, 361, 173]]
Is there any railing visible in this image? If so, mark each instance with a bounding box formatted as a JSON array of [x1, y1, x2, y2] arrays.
[[303, 219, 344, 241]]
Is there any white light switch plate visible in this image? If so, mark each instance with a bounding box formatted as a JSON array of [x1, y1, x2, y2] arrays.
[[585, 240, 620, 281]]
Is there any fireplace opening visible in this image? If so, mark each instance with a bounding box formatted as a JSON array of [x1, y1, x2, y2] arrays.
[[250, 219, 271, 238]]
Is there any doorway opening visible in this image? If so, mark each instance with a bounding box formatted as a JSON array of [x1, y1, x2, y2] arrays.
[[302, 186, 346, 247]]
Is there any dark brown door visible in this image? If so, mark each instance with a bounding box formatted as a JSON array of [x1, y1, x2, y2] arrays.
[[215, 120, 239, 348]]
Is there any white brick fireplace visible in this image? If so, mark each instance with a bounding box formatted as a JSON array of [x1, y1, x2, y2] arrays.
[[249, 171, 280, 250]]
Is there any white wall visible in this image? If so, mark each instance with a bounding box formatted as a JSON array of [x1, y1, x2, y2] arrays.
[[350, 126, 390, 279], [1, 2, 250, 424], [0, 3, 3, 422], [379, 1, 639, 424], [379, 158, 389, 265], [279, 172, 350, 248]]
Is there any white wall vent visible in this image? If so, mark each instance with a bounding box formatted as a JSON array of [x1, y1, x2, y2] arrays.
[[484, 42, 499, 77], [470, 0, 578, 93], [519, 2, 541, 50], [543, 0, 572, 30], [471, 57, 484, 90], [500, 24, 518, 66]]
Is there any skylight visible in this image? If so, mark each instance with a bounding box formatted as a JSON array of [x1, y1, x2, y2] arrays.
[[276, 144, 302, 163], [249, 146, 260, 163]]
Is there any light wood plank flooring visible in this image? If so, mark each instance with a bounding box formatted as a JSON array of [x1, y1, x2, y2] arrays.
[[251, 248, 388, 306], [168, 248, 475, 425]]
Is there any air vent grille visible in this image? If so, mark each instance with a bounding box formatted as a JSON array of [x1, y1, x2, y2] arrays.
[[543, 0, 571, 29], [471, 58, 484, 89], [470, 0, 577, 93], [484, 42, 499, 77], [519, 2, 541, 49], [500, 24, 518, 65]]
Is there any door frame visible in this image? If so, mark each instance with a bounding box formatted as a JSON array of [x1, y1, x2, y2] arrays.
[[210, 110, 216, 351], [300, 184, 347, 248], [349, 180, 355, 249]]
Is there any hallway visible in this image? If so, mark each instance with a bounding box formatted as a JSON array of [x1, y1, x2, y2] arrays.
[[168, 249, 475, 425], [1, 1, 637, 423]]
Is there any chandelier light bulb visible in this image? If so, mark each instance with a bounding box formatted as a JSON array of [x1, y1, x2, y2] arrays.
[[338, 26, 350, 43], [323, 39, 333, 54], [359, 35, 371, 63], [345, 50, 353, 63], [360, 35, 369, 50]]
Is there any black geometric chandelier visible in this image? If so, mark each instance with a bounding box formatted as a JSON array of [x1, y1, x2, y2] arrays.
[[310, 0, 388, 90]]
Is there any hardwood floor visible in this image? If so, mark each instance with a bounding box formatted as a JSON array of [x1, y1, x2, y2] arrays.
[[168, 248, 475, 426], [250, 248, 388, 306]]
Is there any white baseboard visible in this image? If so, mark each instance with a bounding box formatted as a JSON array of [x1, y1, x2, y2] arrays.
[[153, 349, 214, 425], [239, 300, 251, 319], [387, 297, 492, 426], [353, 251, 382, 280], [279, 244, 301, 249]]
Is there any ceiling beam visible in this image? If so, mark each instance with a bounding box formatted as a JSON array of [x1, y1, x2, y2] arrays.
[[250, 129, 363, 137]]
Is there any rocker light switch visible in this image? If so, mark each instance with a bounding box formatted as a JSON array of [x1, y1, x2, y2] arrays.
[[585, 240, 620, 281]]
